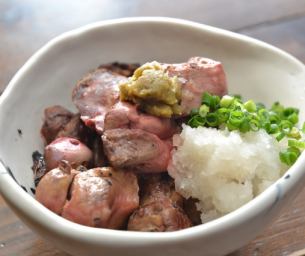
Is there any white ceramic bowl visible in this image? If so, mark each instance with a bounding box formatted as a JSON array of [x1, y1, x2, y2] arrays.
[[1, 17, 305, 256]]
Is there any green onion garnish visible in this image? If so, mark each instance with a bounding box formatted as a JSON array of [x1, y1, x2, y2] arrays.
[[206, 113, 218, 127], [244, 100, 257, 112], [279, 148, 300, 166], [288, 140, 305, 149], [187, 92, 304, 166], [199, 105, 209, 117], [220, 95, 234, 108]]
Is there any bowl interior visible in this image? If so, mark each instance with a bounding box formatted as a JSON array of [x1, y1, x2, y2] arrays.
[[0, 18, 305, 199]]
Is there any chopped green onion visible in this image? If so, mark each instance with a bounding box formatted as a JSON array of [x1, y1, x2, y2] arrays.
[[288, 127, 301, 139], [217, 108, 230, 123], [188, 116, 205, 127], [283, 107, 299, 117], [279, 120, 293, 133], [206, 113, 218, 127], [275, 132, 286, 141], [264, 123, 279, 134], [258, 108, 269, 120], [199, 105, 209, 117], [288, 113, 298, 124], [201, 92, 220, 110], [249, 119, 260, 131], [270, 123, 279, 134], [220, 95, 234, 108], [271, 102, 284, 114], [187, 93, 303, 166], [226, 122, 239, 131], [201, 92, 213, 106], [244, 100, 257, 112], [229, 111, 245, 127], [279, 148, 299, 166], [211, 95, 220, 110], [288, 140, 305, 149], [268, 111, 280, 124], [239, 119, 251, 133]]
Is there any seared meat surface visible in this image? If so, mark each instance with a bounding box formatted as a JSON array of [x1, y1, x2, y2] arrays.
[[128, 201, 191, 232], [44, 137, 93, 171], [56, 114, 82, 139], [91, 136, 107, 167], [72, 58, 226, 134], [72, 69, 128, 134], [104, 102, 178, 139], [41, 105, 95, 146], [102, 128, 171, 173], [32, 151, 47, 187], [165, 57, 227, 114], [98, 62, 140, 77], [56, 114, 96, 145], [41, 105, 74, 144], [183, 198, 202, 226], [35, 58, 226, 231], [128, 174, 191, 231], [139, 174, 183, 207], [62, 167, 139, 229], [36, 161, 78, 214]]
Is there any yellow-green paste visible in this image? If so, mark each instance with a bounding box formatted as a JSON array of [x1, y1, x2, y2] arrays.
[[119, 62, 182, 118]]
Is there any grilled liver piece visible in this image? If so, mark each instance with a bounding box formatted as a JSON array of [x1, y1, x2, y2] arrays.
[[41, 105, 74, 144], [128, 174, 191, 231], [36, 162, 78, 215], [62, 167, 139, 229], [165, 56, 227, 114], [102, 128, 171, 173], [72, 68, 128, 134], [44, 137, 93, 171], [104, 102, 178, 139]]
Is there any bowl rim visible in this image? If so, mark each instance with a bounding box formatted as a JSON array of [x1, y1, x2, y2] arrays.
[[1, 16, 305, 244]]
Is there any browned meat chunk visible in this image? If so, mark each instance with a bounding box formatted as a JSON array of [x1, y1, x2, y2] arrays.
[[183, 198, 202, 226], [55, 115, 107, 167], [128, 201, 191, 232], [41, 105, 74, 144], [91, 136, 107, 167], [56, 114, 94, 144], [44, 137, 93, 171], [128, 174, 191, 232], [72, 69, 128, 134], [61, 167, 139, 229], [56, 115, 82, 139], [139, 174, 183, 207], [36, 161, 78, 215], [104, 102, 179, 139], [102, 129, 171, 173], [165, 57, 227, 114], [32, 151, 47, 187], [98, 62, 139, 77]]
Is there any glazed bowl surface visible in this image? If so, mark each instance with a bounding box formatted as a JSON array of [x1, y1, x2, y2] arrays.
[[0, 17, 305, 256]]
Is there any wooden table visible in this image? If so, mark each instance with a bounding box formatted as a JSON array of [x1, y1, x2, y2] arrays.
[[1, 1, 305, 255]]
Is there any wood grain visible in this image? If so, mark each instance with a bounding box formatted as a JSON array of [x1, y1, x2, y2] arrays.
[[1, 0, 305, 255]]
